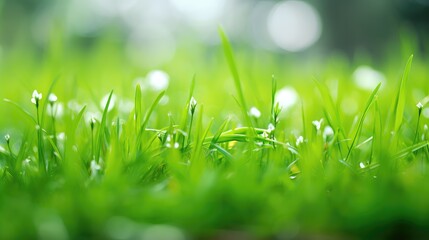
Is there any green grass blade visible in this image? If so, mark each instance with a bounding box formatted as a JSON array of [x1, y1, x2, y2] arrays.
[[94, 90, 113, 162], [136, 91, 165, 149], [345, 83, 381, 161], [134, 83, 142, 131], [393, 54, 413, 132], [40, 76, 60, 127], [218, 27, 253, 130], [3, 99, 37, 124]]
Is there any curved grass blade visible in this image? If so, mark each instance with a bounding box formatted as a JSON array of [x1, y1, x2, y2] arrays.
[[393, 54, 413, 132], [345, 83, 381, 161], [218, 27, 254, 132], [3, 99, 37, 124], [136, 91, 165, 149], [94, 90, 113, 163]]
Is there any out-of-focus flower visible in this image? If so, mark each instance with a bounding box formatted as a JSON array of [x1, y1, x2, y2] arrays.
[[31, 90, 43, 107], [249, 107, 261, 118]]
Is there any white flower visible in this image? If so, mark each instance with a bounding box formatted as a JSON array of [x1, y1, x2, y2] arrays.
[[353, 65, 385, 91], [249, 107, 261, 118], [359, 162, 365, 169], [190, 97, 197, 114], [296, 136, 304, 146], [312, 118, 323, 131], [323, 126, 334, 141], [275, 86, 298, 110], [147, 70, 169, 91], [4, 134, 10, 143], [267, 123, 275, 133], [90, 160, 101, 178], [85, 111, 101, 124], [31, 90, 42, 106], [417, 102, 424, 109], [48, 93, 58, 103]]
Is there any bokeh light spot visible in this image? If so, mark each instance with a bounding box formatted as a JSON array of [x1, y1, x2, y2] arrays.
[[268, 1, 322, 52]]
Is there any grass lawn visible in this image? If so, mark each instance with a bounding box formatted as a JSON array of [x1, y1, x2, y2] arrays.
[[1, 30, 429, 239]]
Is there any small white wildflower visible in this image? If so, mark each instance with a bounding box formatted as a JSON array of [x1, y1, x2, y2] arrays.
[[90, 160, 101, 178], [417, 102, 424, 109], [312, 118, 323, 131], [174, 142, 180, 149], [31, 90, 43, 106], [323, 126, 334, 141], [296, 136, 304, 146], [85, 112, 101, 126], [23, 158, 32, 166], [190, 97, 197, 114], [359, 162, 365, 169], [48, 93, 58, 103], [4, 134, 10, 143], [147, 70, 169, 91], [249, 107, 261, 118], [90, 117, 97, 130], [267, 123, 275, 133]]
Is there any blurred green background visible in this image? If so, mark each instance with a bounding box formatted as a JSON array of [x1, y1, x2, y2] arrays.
[[1, 0, 428, 144]]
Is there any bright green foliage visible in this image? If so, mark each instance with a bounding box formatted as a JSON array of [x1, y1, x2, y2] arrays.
[[1, 33, 429, 240]]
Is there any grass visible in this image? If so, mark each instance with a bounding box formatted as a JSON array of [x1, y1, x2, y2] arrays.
[[1, 31, 429, 239]]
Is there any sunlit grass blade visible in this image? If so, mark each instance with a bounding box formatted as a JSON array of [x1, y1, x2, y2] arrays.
[[393, 54, 413, 133], [3, 99, 37, 124], [218, 27, 254, 131], [136, 91, 165, 149], [40, 76, 60, 127], [345, 83, 381, 162], [134, 83, 142, 131], [394, 141, 428, 160], [94, 90, 113, 163]]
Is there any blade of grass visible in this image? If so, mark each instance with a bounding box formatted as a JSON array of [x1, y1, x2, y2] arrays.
[[393, 54, 413, 133], [218, 27, 254, 132], [345, 83, 381, 162], [136, 91, 165, 149], [94, 90, 113, 163]]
